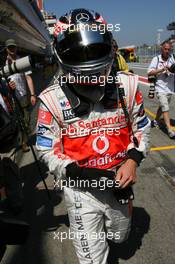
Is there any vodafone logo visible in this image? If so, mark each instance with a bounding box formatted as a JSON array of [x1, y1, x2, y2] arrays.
[[92, 136, 109, 154]]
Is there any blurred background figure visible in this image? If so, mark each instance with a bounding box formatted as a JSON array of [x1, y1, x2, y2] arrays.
[[0, 78, 23, 215], [147, 40, 175, 138], [5, 39, 37, 151], [112, 39, 129, 72]]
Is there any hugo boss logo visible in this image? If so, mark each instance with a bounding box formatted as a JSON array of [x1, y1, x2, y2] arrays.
[[62, 108, 76, 120]]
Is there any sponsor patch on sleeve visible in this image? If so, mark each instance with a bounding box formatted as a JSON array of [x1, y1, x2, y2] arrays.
[[37, 125, 49, 135], [136, 90, 143, 105], [38, 109, 52, 125], [137, 117, 149, 129], [36, 136, 53, 148]]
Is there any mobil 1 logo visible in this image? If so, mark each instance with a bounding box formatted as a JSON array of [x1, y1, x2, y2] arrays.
[[59, 97, 76, 121]]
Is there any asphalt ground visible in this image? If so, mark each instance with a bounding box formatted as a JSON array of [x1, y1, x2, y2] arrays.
[[1, 65, 175, 264]]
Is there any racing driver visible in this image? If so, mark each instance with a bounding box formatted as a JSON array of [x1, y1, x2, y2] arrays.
[[36, 8, 150, 264]]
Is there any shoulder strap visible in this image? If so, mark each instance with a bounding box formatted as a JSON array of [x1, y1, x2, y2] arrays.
[[114, 53, 120, 72], [118, 84, 139, 148]]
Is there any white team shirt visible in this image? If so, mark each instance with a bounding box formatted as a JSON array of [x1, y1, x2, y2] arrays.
[[147, 54, 175, 94]]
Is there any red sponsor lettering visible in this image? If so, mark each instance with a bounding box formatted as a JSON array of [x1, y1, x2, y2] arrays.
[[38, 109, 52, 125], [77, 114, 126, 130], [63, 127, 130, 169]]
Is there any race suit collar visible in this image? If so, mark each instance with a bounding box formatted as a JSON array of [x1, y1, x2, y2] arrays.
[[61, 81, 118, 117], [61, 82, 90, 117]]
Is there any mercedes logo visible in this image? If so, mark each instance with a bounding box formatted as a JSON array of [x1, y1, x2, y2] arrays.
[[76, 13, 90, 22]]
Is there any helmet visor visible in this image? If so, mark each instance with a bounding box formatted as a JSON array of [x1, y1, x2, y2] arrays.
[[56, 25, 112, 65]]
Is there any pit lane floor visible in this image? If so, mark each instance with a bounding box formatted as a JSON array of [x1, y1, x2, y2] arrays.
[[1, 66, 175, 264]]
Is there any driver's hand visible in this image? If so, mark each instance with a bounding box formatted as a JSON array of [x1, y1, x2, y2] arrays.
[[115, 159, 137, 188]]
